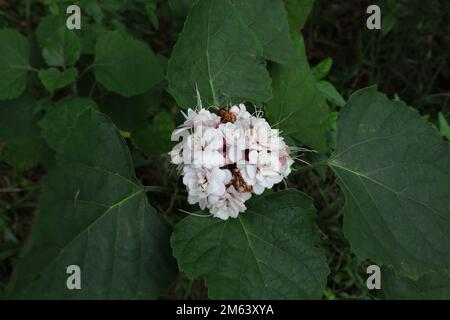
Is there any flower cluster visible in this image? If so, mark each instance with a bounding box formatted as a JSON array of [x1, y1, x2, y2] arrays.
[[169, 104, 294, 220]]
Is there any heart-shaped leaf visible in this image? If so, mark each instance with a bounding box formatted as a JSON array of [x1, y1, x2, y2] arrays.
[[167, 0, 272, 107], [7, 100, 177, 299], [329, 86, 450, 278], [94, 31, 163, 97], [42, 27, 81, 67], [229, 0, 297, 66], [171, 190, 329, 299]]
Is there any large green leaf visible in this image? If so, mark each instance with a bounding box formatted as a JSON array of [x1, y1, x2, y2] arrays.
[[329, 87, 450, 278], [39, 96, 98, 152], [42, 27, 81, 67], [229, 0, 297, 66], [167, 0, 272, 108], [0, 29, 30, 100], [171, 190, 329, 299], [169, 0, 297, 66], [94, 31, 163, 97], [383, 268, 450, 300], [0, 96, 43, 170], [7, 102, 177, 299], [283, 0, 315, 34], [266, 33, 329, 152]]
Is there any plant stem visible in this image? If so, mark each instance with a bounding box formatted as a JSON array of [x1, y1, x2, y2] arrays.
[[77, 64, 94, 82], [0, 186, 41, 193], [88, 81, 96, 97], [143, 186, 173, 193], [183, 279, 194, 300], [296, 160, 329, 174]]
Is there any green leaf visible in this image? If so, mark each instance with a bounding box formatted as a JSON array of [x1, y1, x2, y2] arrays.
[[42, 27, 81, 67], [283, 0, 315, 34], [36, 15, 65, 48], [0, 29, 30, 100], [38, 96, 98, 152], [329, 86, 450, 278], [42, 0, 60, 15], [171, 190, 329, 299], [0, 97, 38, 141], [142, 0, 159, 29], [38, 67, 78, 93], [381, 13, 397, 36], [83, 1, 104, 23], [8, 104, 177, 299], [438, 112, 450, 140], [78, 22, 106, 55], [0, 96, 43, 170], [316, 80, 346, 107], [383, 268, 450, 300], [266, 33, 329, 153], [94, 31, 163, 97], [99, 88, 162, 132], [167, 0, 272, 108], [312, 57, 332, 80], [169, 0, 298, 66], [169, 0, 196, 18], [1, 139, 44, 171], [229, 0, 297, 66], [131, 111, 175, 156]]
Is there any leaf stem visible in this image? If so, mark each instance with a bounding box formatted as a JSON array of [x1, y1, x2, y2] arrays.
[[88, 81, 97, 97], [183, 279, 194, 300], [77, 64, 94, 82], [0, 186, 41, 193], [143, 186, 173, 193], [296, 160, 329, 174]]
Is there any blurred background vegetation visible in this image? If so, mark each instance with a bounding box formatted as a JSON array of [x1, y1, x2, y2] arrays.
[[0, 0, 449, 299]]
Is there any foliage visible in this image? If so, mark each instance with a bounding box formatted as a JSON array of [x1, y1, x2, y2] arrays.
[[0, 0, 449, 300]]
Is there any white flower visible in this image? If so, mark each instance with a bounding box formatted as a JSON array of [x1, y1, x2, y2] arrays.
[[169, 141, 184, 166], [239, 150, 284, 195], [183, 108, 220, 128], [220, 122, 246, 163], [230, 103, 251, 121], [183, 127, 224, 168], [168, 103, 295, 220], [183, 166, 231, 210], [278, 147, 294, 177], [171, 108, 220, 141], [247, 118, 268, 150], [208, 186, 252, 220]]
